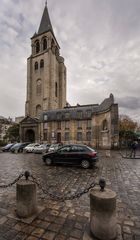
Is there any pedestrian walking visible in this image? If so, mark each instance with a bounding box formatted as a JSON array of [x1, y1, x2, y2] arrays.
[[130, 140, 138, 158]]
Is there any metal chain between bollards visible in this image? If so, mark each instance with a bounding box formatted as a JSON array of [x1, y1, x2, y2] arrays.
[[30, 174, 100, 201], [0, 173, 24, 188], [0, 171, 106, 201]]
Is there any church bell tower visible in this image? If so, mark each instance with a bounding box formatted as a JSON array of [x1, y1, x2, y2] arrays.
[[25, 2, 67, 118]]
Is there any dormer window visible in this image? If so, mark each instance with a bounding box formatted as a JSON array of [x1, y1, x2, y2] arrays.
[[44, 114, 48, 121], [77, 111, 83, 118], [40, 59, 44, 68], [35, 40, 40, 54], [86, 110, 92, 118], [65, 112, 70, 119], [56, 112, 61, 120]]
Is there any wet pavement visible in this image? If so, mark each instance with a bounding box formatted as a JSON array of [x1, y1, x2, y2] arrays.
[[0, 151, 140, 240]]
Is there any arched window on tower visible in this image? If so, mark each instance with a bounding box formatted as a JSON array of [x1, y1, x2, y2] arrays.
[[102, 119, 108, 130], [35, 40, 40, 54], [36, 105, 42, 118], [51, 39, 55, 48], [51, 39, 55, 53], [43, 38, 47, 50], [34, 62, 38, 70], [36, 79, 42, 95], [55, 82, 58, 97], [40, 59, 44, 68]]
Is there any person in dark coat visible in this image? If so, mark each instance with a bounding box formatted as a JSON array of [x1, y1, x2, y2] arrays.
[[130, 140, 138, 158]]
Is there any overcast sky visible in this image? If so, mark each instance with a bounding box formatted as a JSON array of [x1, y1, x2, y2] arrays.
[[0, 0, 140, 122]]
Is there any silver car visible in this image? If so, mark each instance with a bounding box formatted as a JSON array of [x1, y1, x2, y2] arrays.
[[33, 144, 51, 154], [24, 143, 40, 153], [48, 143, 63, 152]]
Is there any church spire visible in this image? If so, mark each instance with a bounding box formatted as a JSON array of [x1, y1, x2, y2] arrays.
[[38, 2, 53, 35]]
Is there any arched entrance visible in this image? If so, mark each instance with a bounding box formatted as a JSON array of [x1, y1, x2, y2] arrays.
[[25, 129, 35, 142]]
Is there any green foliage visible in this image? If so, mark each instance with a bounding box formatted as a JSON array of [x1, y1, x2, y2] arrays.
[[119, 115, 137, 132], [119, 130, 137, 139], [0, 140, 7, 146], [4, 124, 20, 142], [119, 115, 138, 148]]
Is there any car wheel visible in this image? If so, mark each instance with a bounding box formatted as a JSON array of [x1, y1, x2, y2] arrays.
[[81, 160, 90, 169], [45, 158, 52, 166]]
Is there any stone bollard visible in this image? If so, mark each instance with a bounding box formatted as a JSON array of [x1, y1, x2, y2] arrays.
[[90, 187, 117, 240], [16, 180, 37, 218]]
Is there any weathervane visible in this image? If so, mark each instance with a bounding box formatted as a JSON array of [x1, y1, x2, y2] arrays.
[[45, 0, 47, 6]]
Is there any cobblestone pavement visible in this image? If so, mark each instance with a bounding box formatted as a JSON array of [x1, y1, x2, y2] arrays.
[[0, 151, 140, 240]]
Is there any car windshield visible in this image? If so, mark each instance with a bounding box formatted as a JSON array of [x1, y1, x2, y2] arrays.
[[5, 144, 13, 147], [37, 145, 44, 148], [13, 143, 21, 147], [58, 146, 71, 152], [50, 144, 56, 148], [27, 144, 35, 147], [86, 146, 96, 152]]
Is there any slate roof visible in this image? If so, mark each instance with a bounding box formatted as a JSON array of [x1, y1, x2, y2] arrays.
[[41, 94, 116, 122], [20, 116, 39, 124], [38, 5, 53, 35], [31, 4, 60, 48]]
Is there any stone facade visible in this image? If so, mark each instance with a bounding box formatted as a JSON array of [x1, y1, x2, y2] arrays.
[[40, 94, 119, 149], [20, 3, 119, 149], [25, 6, 66, 118]]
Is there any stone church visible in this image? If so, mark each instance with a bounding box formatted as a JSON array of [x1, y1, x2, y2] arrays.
[[20, 3, 119, 149]]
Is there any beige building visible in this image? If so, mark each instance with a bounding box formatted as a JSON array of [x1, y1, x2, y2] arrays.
[[20, 3, 119, 149]]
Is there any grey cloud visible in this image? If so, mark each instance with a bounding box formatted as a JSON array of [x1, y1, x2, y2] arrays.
[[0, 0, 140, 122], [117, 96, 140, 110]]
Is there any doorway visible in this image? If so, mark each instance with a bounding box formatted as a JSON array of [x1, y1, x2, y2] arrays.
[[25, 129, 35, 142], [57, 132, 61, 143]]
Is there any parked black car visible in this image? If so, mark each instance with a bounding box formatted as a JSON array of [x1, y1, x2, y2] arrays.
[[2, 143, 14, 152], [10, 142, 30, 153], [42, 144, 98, 169]]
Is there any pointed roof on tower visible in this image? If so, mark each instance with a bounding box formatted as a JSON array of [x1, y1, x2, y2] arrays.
[[38, 2, 53, 35], [31, 2, 60, 48]]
